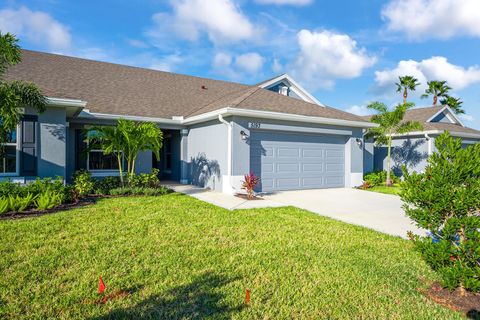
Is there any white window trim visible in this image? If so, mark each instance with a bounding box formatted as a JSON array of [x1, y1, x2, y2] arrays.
[[0, 125, 20, 177], [86, 147, 123, 173]]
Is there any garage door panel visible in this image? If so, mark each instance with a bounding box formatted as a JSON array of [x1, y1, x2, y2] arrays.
[[250, 131, 345, 192]]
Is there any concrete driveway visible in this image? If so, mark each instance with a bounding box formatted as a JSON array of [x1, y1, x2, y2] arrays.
[[264, 188, 427, 239]]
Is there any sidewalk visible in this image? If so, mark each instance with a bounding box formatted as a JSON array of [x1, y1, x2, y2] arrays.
[[164, 182, 285, 210]]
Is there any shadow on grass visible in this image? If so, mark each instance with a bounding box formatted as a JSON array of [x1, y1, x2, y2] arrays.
[[91, 272, 244, 320]]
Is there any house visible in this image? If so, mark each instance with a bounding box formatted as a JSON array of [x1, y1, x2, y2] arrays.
[[363, 105, 480, 176], [1, 50, 380, 193]]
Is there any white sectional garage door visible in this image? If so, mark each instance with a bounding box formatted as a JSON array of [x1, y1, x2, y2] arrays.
[[250, 131, 346, 192]]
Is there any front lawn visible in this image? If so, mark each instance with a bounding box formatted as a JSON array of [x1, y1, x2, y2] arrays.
[[366, 185, 402, 195], [0, 194, 460, 319]]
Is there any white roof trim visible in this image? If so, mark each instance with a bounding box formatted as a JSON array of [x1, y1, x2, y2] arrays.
[[390, 130, 480, 139], [426, 106, 465, 127], [47, 97, 87, 108], [77, 110, 182, 125], [183, 107, 378, 128], [257, 74, 325, 107]]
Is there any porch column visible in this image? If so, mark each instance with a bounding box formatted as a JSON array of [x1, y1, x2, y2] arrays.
[[180, 129, 189, 184]]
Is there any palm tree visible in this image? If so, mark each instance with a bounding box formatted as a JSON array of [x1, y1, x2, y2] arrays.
[[86, 125, 127, 186], [86, 119, 163, 184], [0, 33, 46, 153], [396, 76, 420, 104], [440, 96, 465, 115], [421, 80, 451, 106], [365, 102, 423, 186]]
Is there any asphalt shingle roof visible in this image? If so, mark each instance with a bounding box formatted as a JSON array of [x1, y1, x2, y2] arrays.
[[6, 50, 369, 124]]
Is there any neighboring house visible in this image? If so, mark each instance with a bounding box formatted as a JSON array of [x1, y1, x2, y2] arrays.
[[1, 50, 376, 194], [363, 106, 480, 176]]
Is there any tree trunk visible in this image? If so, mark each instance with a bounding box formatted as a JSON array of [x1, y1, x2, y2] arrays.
[[433, 95, 437, 106], [386, 135, 392, 186], [403, 89, 407, 104], [117, 153, 124, 187]]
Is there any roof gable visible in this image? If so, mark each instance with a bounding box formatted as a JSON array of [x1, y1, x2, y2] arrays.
[[257, 74, 324, 106], [426, 106, 464, 127]]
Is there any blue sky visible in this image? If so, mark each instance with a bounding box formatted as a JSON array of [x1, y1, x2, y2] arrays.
[[1, 0, 480, 129]]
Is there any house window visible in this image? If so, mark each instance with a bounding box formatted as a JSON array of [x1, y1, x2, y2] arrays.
[[0, 130, 17, 174], [86, 138, 121, 171]]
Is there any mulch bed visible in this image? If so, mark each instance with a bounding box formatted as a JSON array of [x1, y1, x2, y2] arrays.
[[235, 194, 264, 201], [420, 282, 480, 319], [0, 196, 98, 220]]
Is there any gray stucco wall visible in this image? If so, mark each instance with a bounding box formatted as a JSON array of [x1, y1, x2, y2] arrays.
[[186, 119, 228, 192], [231, 116, 364, 187], [374, 136, 430, 176], [37, 107, 67, 179], [363, 139, 374, 174]]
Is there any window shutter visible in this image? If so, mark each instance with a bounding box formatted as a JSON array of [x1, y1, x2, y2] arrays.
[[75, 129, 87, 170], [20, 115, 38, 176]]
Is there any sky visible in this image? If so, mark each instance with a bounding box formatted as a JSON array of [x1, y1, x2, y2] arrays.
[[1, 0, 480, 129]]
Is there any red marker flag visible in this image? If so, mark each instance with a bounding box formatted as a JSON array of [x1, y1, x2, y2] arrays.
[[99, 277, 105, 295], [245, 289, 251, 304]]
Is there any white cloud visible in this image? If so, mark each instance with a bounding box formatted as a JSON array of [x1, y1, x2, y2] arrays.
[[272, 58, 283, 73], [212, 51, 264, 79], [126, 39, 149, 49], [346, 105, 373, 116], [290, 29, 376, 89], [459, 114, 474, 122], [149, 54, 184, 72], [255, 0, 313, 5], [382, 0, 480, 40], [0, 6, 71, 52], [149, 0, 255, 45], [235, 52, 264, 74], [374, 56, 480, 96]]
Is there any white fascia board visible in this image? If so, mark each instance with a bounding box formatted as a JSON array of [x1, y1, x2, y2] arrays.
[[257, 74, 325, 107], [184, 107, 378, 128], [426, 106, 465, 127], [46, 97, 87, 108], [77, 110, 182, 125], [390, 130, 480, 139]]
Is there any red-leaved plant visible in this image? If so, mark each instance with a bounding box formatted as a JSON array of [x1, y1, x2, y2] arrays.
[[241, 172, 260, 199]]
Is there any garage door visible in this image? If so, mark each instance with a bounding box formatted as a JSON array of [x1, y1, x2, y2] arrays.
[[250, 131, 346, 192]]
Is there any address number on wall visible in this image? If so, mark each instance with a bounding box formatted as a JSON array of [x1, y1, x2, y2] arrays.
[[248, 122, 261, 129]]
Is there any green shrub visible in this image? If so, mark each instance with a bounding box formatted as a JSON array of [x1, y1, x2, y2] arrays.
[[72, 170, 94, 197], [0, 181, 23, 198], [0, 197, 10, 214], [127, 169, 161, 188], [8, 194, 35, 212], [364, 170, 400, 186], [402, 132, 480, 292], [35, 190, 63, 210], [93, 176, 121, 195], [109, 186, 169, 196]]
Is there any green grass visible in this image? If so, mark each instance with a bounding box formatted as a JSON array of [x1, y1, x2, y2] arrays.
[[0, 194, 460, 319], [366, 185, 402, 195]]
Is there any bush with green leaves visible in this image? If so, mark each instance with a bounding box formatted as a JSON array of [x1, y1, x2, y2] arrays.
[[0, 197, 10, 214], [0, 177, 70, 204], [364, 170, 400, 187], [72, 170, 94, 198], [35, 190, 63, 210], [127, 168, 161, 188], [93, 176, 121, 195], [109, 186, 169, 196], [401, 132, 480, 292], [8, 193, 35, 212]]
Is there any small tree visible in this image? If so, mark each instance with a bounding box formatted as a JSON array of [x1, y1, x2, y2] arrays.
[[422, 80, 451, 106], [396, 75, 420, 104], [0, 33, 46, 154], [86, 125, 126, 185], [401, 132, 480, 293], [440, 96, 465, 115], [86, 119, 163, 184], [365, 102, 423, 186]]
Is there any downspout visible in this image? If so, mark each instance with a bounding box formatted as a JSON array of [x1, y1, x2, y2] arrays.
[[218, 114, 233, 193], [425, 133, 432, 155]]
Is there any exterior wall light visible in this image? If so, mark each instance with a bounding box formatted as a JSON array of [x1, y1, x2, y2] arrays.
[[355, 137, 363, 147], [240, 130, 249, 141]]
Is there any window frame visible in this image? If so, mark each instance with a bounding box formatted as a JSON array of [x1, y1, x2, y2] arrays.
[[85, 136, 124, 175], [0, 125, 20, 177]]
